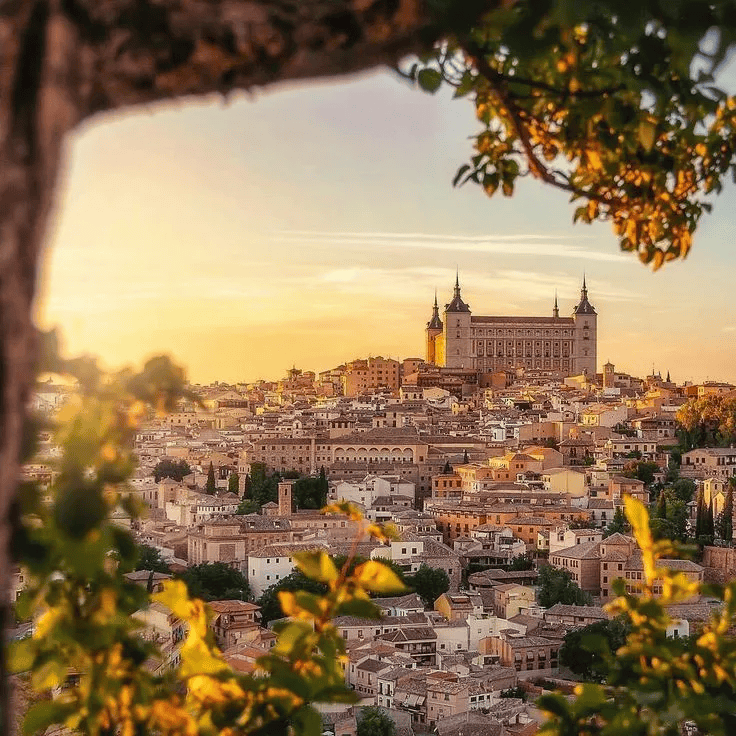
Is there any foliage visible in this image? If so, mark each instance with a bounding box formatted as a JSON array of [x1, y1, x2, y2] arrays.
[[559, 618, 630, 683], [603, 506, 630, 537], [228, 471, 240, 495], [500, 686, 527, 701], [716, 485, 734, 542], [257, 571, 329, 627], [507, 554, 534, 571], [650, 488, 688, 542], [537, 496, 736, 736], [568, 518, 596, 530], [357, 706, 396, 736], [244, 462, 282, 508], [152, 458, 192, 483], [677, 395, 736, 449], [671, 478, 697, 504], [407, 563, 450, 608], [410, 1, 736, 268], [258, 555, 407, 626], [136, 544, 171, 574], [537, 565, 593, 608], [293, 475, 328, 510], [205, 461, 217, 495], [179, 562, 252, 602], [8, 349, 406, 736], [622, 460, 660, 486]]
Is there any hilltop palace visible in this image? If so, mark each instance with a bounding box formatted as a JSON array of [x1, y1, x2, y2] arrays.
[[425, 276, 597, 377]]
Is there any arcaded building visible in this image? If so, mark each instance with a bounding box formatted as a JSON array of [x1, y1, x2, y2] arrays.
[[425, 276, 597, 377]]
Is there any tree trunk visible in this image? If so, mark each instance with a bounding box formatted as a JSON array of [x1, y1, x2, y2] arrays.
[[0, 0, 492, 731]]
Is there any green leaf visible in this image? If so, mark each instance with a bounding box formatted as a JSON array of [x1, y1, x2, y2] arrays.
[[336, 598, 381, 619], [453, 164, 471, 186], [294, 705, 322, 736], [417, 68, 443, 93], [8, 639, 36, 673], [23, 702, 70, 736]]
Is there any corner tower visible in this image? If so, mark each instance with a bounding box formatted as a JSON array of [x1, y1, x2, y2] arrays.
[[443, 274, 472, 369], [571, 276, 597, 377], [426, 291, 443, 365]]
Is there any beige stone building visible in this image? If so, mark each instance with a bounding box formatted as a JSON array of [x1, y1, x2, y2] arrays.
[[426, 276, 597, 376]]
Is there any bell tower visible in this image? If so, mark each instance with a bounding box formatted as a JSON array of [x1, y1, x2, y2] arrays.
[[278, 481, 293, 516], [443, 273, 473, 369], [572, 276, 598, 376]]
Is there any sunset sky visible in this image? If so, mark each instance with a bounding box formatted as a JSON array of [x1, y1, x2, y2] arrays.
[[36, 67, 736, 385]]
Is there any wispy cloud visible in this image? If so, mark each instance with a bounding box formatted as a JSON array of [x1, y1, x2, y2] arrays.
[[312, 265, 637, 305], [273, 229, 631, 263]]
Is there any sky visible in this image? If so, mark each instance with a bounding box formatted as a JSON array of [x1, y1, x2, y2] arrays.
[[35, 66, 736, 385]]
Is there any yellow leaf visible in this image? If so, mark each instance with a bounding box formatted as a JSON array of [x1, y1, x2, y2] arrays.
[[294, 550, 338, 584], [353, 561, 407, 594]]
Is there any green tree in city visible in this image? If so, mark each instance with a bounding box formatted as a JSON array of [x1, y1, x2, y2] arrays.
[[677, 395, 736, 449], [357, 706, 396, 736], [293, 476, 328, 510], [205, 461, 217, 495], [559, 618, 630, 683], [604, 507, 630, 538], [622, 460, 660, 486], [695, 491, 706, 539], [408, 564, 450, 608], [537, 565, 593, 608], [135, 545, 171, 575], [228, 471, 240, 495], [717, 485, 734, 542], [179, 562, 251, 602], [319, 466, 329, 500], [507, 554, 534, 571], [655, 491, 667, 521], [672, 478, 696, 504], [152, 458, 191, 483]]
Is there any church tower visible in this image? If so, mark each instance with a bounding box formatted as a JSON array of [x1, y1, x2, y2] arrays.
[[425, 291, 443, 365], [443, 274, 472, 369], [278, 481, 293, 516], [571, 276, 598, 377]]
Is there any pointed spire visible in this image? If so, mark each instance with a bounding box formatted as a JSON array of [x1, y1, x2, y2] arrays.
[[573, 274, 596, 315], [553, 291, 559, 319], [667, 370, 671, 383], [446, 272, 470, 313], [427, 288, 443, 329]]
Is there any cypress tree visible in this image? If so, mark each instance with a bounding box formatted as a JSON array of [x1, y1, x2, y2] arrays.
[[463, 449, 469, 464], [724, 485, 734, 542], [228, 471, 239, 494], [695, 492, 705, 538], [656, 491, 667, 520], [707, 498, 715, 538], [205, 461, 217, 495]]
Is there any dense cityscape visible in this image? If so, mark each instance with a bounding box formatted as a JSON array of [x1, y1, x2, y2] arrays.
[[15, 276, 736, 736]]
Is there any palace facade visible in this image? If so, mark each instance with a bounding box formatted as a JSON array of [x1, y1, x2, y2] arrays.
[[425, 277, 597, 377]]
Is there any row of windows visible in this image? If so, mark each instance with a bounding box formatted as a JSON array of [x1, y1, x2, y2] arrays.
[[469, 328, 573, 337]]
